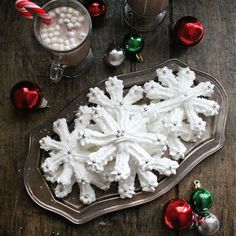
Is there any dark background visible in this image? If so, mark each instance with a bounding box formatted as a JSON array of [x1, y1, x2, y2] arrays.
[[0, 0, 235, 235]]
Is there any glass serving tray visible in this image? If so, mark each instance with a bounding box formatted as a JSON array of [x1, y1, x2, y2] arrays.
[[24, 59, 228, 224]]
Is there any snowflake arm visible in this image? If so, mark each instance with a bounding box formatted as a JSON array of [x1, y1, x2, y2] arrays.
[[105, 76, 124, 102], [167, 136, 187, 160], [109, 142, 131, 181], [118, 170, 136, 199], [192, 97, 219, 116], [137, 169, 158, 192], [40, 118, 110, 204], [148, 156, 179, 176], [87, 144, 116, 172], [40, 136, 65, 152]]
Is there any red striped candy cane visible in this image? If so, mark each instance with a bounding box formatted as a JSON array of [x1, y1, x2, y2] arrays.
[[15, 0, 52, 24]]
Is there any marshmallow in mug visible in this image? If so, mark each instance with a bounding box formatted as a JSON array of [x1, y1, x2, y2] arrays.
[[39, 7, 89, 51]]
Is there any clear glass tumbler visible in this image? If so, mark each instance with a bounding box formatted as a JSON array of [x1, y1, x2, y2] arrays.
[[34, 0, 93, 82], [123, 0, 167, 32]]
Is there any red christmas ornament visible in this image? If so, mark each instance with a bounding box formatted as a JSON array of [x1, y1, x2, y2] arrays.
[[86, 0, 106, 19], [10, 81, 48, 111], [163, 198, 195, 230], [173, 16, 204, 47]]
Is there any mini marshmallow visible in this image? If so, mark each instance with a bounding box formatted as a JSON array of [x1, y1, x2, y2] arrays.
[[48, 27, 55, 32], [71, 17, 78, 23], [51, 37, 58, 43], [41, 33, 48, 39], [60, 13, 65, 18], [64, 39, 70, 45], [58, 38, 64, 44], [64, 45, 71, 50], [67, 8, 73, 14], [72, 9, 80, 17], [64, 18, 70, 24], [58, 19, 64, 25], [78, 16, 85, 22], [54, 31, 60, 37], [52, 43, 60, 50], [48, 33, 54, 38], [40, 28, 48, 34], [67, 31, 76, 38], [49, 11, 56, 18], [61, 7, 67, 13], [71, 44, 78, 49], [66, 13, 72, 18], [67, 23, 74, 30], [55, 25, 61, 31], [74, 22, 81, 28], [44, 38, 51, 44], [55, 8, 61, 15], [59, 44, 65, 51], [78, 32, 87, 40], [69, 37, 76, 44]]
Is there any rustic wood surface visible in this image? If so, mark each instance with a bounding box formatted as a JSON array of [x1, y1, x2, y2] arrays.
[[0, 0, 235, 235]]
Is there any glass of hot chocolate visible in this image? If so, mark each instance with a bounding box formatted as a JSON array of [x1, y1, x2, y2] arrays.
[[34, 0, 93, 82], [123, 0, 167, 32]]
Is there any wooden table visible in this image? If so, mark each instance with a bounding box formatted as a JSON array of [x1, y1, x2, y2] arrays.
[[0, 0, 235, 235]]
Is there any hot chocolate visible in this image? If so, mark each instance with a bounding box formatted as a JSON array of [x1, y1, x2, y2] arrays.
[[127, 0, 165, 16], [38, 6, 90, 66]]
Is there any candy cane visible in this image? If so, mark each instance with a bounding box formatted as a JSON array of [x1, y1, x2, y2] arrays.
[[15, 0, 52, 24]]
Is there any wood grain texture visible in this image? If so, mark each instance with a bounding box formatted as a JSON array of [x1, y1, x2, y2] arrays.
[[0, 0, 235, 235]]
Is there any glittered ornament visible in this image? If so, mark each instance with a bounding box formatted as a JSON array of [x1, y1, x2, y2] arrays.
[[173, 16, 204, 47], [196, 212, 219, 235], [86, 0, 106, 20], [123, 33, 144, 62], [163, 199, 195, 230], [191, 180, 213, 212], [10, 81, 48, 111], [103, 43, 126, 67]]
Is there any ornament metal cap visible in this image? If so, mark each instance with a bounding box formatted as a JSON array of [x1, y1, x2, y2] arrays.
[[194, 179, 202, 189]]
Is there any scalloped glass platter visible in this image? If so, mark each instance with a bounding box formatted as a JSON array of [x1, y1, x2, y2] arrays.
[[24, 59, 228, 224]]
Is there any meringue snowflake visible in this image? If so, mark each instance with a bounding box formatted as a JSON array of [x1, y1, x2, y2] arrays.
[[144, 66, 220, 159], [40, 106, 110, 204], [78, 77, 179, 199]]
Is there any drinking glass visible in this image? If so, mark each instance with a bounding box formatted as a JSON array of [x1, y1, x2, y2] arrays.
[[34, 0, 93, 82], [123, 0, 167, 32]]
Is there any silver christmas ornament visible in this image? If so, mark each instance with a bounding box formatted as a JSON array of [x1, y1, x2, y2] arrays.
[[104, 44, 126, 67], [196, 212, 219, 235]]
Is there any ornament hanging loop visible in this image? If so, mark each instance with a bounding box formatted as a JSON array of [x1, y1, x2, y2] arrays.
[[136, 53, 143, 62], [194, 180, 202, 189]]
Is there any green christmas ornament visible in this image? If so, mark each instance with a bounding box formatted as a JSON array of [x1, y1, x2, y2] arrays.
[[191, 180, 213, 212], [123, 33, 144, 62]]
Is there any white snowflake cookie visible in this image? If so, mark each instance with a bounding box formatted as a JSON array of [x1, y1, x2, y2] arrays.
[[78, 77, 179, 199], [144, 66, 220, 159], [40, 106, 110, 205]]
